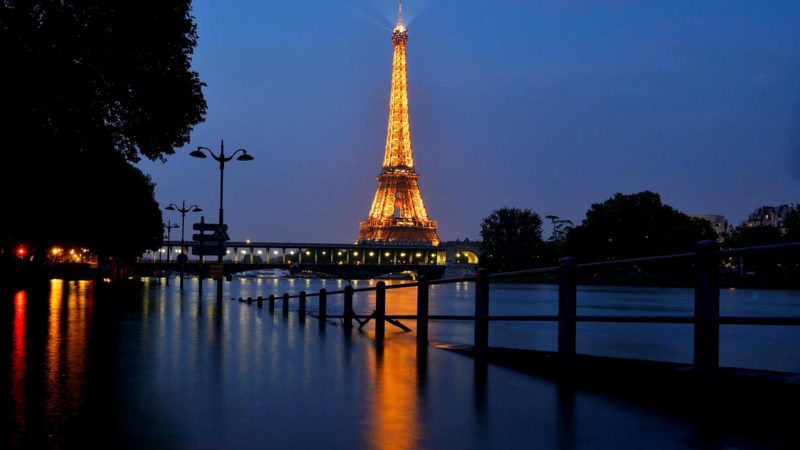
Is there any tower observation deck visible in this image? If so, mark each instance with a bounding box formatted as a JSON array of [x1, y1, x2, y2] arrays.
[[358, 1, 440, 246]]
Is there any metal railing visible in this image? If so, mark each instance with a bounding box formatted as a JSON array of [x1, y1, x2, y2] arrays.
[[238, 240, 800, 370]]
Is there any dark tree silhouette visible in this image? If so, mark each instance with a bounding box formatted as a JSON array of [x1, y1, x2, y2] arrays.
[[724, 225, 783, 248], [565, 191, 716, 261], [539, 215, 574, 266], [783, 206, 800, 242], [722, 225, 797, 285], [480, 207, 544, 270], [545, 215, 574, 243], [0, 1, 206, 261]]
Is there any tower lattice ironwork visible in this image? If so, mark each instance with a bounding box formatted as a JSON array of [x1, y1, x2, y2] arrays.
[[358, 2, 440, 246]]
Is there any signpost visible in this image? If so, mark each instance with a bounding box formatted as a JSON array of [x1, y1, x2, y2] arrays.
[[191, 217, 230, 293], [191, 222, 228, 256]]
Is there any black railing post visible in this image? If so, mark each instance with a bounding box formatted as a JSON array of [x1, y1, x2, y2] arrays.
[[376, 281, 386, 341], [344, 285, 354, 333], [558, 257, 577, 357], [694, 240, 720, 369], [318, 288, 327, 328], [257, 296, 263, 308], [268, 294, 275, 313], [474, 269, 489, 349], [299, 291, 306, 324], [417, 276, 429, 347], [282, 293, 289, 318]]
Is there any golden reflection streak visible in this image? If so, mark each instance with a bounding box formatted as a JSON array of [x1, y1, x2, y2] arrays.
[[65, 281, 90, 413], [365, 285, 422, 450], [11, 290, 27, 440], [42, 280, 93, 425], [46, 280, 64, 422]]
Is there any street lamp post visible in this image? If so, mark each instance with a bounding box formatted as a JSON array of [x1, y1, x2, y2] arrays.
[[190, 140, 254, 301], [164, 220, 179, 285], [165, 220, 179, 263], [166, 200, 202, 290]]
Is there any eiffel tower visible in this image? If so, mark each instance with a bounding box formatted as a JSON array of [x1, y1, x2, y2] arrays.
[[358, 1, 440, 246]]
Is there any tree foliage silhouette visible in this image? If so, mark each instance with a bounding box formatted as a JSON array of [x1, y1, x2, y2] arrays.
[[0, 1, 206, 261], [480, 208, 544, 270], [565, 191, 716, 261], [782, 206, 800, 242]]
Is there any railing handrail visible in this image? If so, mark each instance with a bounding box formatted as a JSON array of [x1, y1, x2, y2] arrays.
[[236, 239, 800, 373], [236, 241, 800, 298], [717, 241, 800, 256]]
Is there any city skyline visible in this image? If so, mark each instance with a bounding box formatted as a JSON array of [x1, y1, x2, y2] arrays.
[[140, 0, 800, 242]]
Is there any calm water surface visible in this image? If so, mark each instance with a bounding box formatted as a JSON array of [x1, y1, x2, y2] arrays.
[[2, 277, 798, 448]]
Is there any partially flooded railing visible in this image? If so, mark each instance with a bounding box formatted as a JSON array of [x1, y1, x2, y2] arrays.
[[238, 240, 800, 370]]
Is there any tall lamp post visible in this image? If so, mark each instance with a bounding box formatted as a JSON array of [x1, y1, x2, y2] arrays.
[[165, 200, 202, 290], [190, 140, 254, 301], [164, 220, 179, 285], [165, 220, 180, 263]]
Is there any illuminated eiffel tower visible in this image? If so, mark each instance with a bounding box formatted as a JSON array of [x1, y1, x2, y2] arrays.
[[358, 1, 440, 246]]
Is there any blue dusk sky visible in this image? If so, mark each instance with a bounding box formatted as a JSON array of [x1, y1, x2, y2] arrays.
[[139, 0, 800, 242]]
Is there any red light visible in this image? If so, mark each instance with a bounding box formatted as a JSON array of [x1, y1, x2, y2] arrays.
[[16, 245, 27, 259]]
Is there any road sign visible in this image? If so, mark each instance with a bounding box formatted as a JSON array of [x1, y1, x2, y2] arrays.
[[212, 227, 230, 241], [193, 223, 227, 232], [209, 262, 223, 280], [193, 233, 218, 241]]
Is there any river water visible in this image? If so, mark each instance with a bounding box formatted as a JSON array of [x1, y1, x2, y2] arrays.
[[2, 277, 798, 448]]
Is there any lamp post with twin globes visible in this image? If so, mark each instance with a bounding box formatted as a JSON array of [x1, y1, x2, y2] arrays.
[[165, 200, 202, 290], [163, 221, 179, 285], [190, 140, 254, 301], [164, 221, 180, 263]]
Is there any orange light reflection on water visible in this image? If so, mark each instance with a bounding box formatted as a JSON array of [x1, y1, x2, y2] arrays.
[[65, 281, 91, 413], [46, 280, 63, 423], [43, 280, 92, 433], [365, 284, 424, 450]]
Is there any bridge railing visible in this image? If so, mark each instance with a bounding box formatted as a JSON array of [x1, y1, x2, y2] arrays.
[[243, 240, 800, 370]]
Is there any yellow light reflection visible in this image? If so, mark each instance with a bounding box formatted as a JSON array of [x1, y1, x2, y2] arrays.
[[364, 286, 422, 450], [54, 280, 93, 423]]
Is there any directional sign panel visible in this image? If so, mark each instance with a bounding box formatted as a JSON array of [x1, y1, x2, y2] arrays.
[[193, 223, 228, 232], [212, 227, 230, 241]]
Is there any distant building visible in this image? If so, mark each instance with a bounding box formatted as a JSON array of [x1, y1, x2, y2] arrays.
[[742, 204, 796, 234], [688, 214, 728, 236]]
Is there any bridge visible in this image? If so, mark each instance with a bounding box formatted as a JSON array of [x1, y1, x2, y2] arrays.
[[136, 240, 481, 279]]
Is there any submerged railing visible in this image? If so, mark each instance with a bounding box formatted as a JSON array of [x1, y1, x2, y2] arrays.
[[238, 240, 800, 370]]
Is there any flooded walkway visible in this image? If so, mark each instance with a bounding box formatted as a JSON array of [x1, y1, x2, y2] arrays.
[[1, 279, 796, 448]]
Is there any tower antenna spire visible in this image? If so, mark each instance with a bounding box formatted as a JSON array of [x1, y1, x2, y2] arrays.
[[398, 0, 403, 26]]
